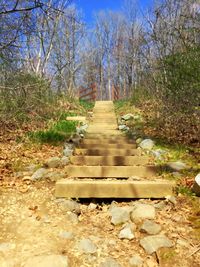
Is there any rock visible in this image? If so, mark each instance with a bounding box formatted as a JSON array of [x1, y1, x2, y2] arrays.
[[59, 199, 81, 214], [45, 157, 61, 168], [118, 124, 128, 131], [88, 203, 97, 210], [110, 207, 130, 225], [129, 254, 143, 267], [78, 238, 97, 254], [140, 235, 173, 254], [59, 231, 74, 240], [154, 201, 166, 210], [23, 164, 38, 173], [167, 161, 187, 171], [121, 114, 134, 121], [151, 149, 166, 160], [140, 220, 161, 235], [118, 224, 135, 240], [66, 212, 79, 224], [131, 204, 156, 223], [60, 156, 70, 166], [31, 168, 48, 180], [165, 195, 177, 205], [136, 138, 142, 144], [76, 124, 88, 134], [139, 139, 155, 150], [99, 257, 122, 267], [192, 173, 200, 196], [63, 147, 73, 157], [23, 254, 69, 267], [133, 114, 141, 120], [45, 171, 64, 182]]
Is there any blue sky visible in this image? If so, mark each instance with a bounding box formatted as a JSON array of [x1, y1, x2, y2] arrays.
[[75, 0, 153, 24]]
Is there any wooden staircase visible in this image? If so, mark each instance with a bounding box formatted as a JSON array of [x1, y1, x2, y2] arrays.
[[55, 101, 175, 198]]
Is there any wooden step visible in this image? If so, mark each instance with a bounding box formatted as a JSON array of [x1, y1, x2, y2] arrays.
[[79, 143, 137, 149], [82, 138, 135, 145], [65, 165, 156, 178], [70, 156, 149, 166], [75, 148, 141, 156], [86, 130, 121, 135], [85, 133, 126, 138], [55, 179, 175, 198]]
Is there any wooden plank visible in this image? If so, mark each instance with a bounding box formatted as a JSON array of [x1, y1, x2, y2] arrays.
[[79, 143, 137, 149], [65, 165, 156, 178], [66, 116, 86, 122], [82, 138, 135, 144], [75, 148, 141, 156], [55, 179, 176, 198], [70, 156, 149, 166]]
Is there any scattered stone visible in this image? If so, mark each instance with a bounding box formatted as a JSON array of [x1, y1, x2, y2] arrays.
[[76, 124, 88, 134], [99, 257, 122, 267], [176, 238, 190, 247], [140, 235, 173, 254], [118, 224, 135, 240], [129, 254, 143, 267], [88, 203, 97, 210], [31, 168, 48, 180], [133, 114, 141, 120], [59, 199, 81, 214], [151, 149, 166, 160], [121, 114, 134, 121], [45, 171, 64, 182], [131, 204, 156, 223], [59, 231, 74, 240], [139, 139, 155, 150], [110, 207, 130, 225], [45, 157, 61, 168], [165, 195, 177, 205], [118, 124, 128, 131], [167, 161, 187, 171], [23, 254, 69, 267], [23, 164, 38, 173], [60, 156, 70, 166], [140, 220, 161, 235], [78, 238, 97, 254], [154, 201, 166, 210], [63, 146, 73, 157], [136, 138, 142, 144], [66, 212, 79, 224], [192, 173, 200, 196]]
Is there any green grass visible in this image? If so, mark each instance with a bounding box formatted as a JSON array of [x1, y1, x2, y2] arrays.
[[79, 99, 95, 111], [28, 120, 77, 145]]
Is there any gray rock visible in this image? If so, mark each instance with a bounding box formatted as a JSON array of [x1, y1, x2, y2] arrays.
[[129, 254, 143, 267], [118, 124, 127, 131], [165, 195, 177, 205], [131, 204, 156, 223], [63, 147, 73, 157], [23, 164, 38, 173], [192, 173, 200, 196], [60, 156, 70, 166], [133, 114, 141, 120], [118, 224, 135, 240], [59, 199, 81, 214], [31, 168, 48, 180], [136, 138, 142, 144], [154, 201, 167, 210], [167, 161, 187, 171], [66, 212, 79, 224], [78, 238, 97, 254], [99, 257, 122, 267], [140, 220, 161, 235], [121, 114, 134, 121], [88, 203, 97, 210], [23, 254, 69, 267], [139, 139, 155, 150], [110, 207, 130, 225], [140, 235, 173, 254], [76, 124, 88, 134], [151, 149, 166, 160], [45, 157, 61, 168], [45, 171, 64, 182], [59, 231, 74, 240]]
